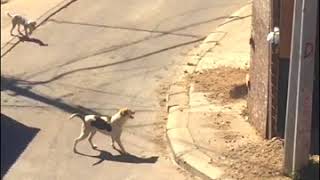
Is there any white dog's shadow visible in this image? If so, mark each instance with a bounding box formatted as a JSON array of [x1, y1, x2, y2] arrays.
[[75, 149, 159, 166]]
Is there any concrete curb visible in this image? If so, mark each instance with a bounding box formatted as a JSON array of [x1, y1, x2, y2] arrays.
[[1, 0, 77, 57], [165, 4, 252, 180]]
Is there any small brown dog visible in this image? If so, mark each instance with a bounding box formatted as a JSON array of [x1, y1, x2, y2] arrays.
[[69, 108, 135, 154], [7, 12, 37, 37]]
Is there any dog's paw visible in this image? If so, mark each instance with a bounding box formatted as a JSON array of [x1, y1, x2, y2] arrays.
[[121, 151, 129, 155]]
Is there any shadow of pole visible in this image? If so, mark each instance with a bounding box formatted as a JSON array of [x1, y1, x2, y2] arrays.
[[1, 76, 157, 114], [1, 76, 101, 115]]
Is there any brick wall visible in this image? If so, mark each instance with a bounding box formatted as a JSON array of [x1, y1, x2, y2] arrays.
[[248, 0, 271, 138]]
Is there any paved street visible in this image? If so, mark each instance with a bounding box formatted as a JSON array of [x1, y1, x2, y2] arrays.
[[1, 0, 248, 179]]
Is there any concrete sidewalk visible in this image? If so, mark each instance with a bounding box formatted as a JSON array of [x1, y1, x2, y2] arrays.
[[1, 0, 77, 56], [165, 4, 290, 180]]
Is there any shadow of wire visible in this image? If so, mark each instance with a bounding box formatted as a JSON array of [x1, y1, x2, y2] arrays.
[[22, 15, 231, 79], [23, 37, 205, 85], [1, 76, 102, 115]]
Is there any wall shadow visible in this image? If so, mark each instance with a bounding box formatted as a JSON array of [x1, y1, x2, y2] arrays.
[[1, 113, 40, 178]]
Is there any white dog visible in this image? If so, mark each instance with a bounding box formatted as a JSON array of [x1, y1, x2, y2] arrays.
[[69, 108, 135, 154], [7, 12, 37, 37]]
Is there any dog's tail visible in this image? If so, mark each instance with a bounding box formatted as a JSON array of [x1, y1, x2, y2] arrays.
[[6, 12, 13, 18], [69, 113, 85, 123]]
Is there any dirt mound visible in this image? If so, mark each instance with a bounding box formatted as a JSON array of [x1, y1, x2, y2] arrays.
[[221, 137, 289, 180], [187, 67, 291, 179], [188, 67, 248, 104]]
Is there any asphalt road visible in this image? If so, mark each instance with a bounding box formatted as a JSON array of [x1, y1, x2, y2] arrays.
[[1, 0, 248, 179]]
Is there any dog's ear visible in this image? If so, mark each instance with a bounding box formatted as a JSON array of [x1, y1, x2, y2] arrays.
[[29, 21, 37, 27], [120, 109, 126, 116], [119, 107, 130, 116]]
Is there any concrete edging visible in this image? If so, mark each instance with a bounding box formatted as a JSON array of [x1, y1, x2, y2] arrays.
[[165, 4, 252, 180]]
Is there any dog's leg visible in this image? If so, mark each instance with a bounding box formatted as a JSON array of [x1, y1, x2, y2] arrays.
[[10, 23, 16, 36], [28, 25, 33, 36], [24, 25, 29, 37], [111, 136, 115, 149], [18, 24, 24, 36], [73, 130, 89, 152], [88, 130, 98, 149], [115, 138, 127, 154]]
